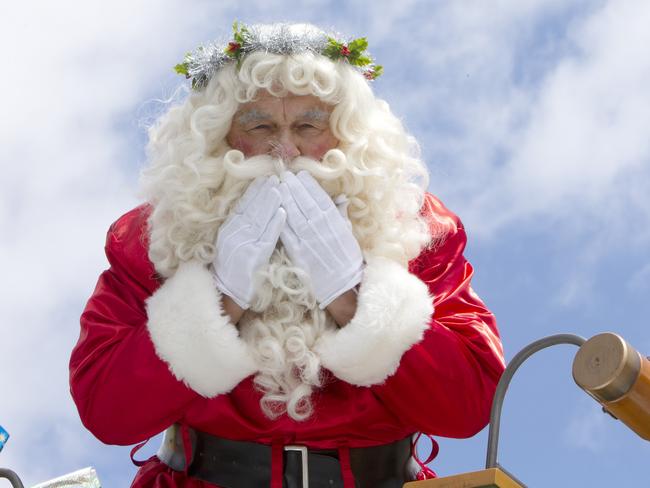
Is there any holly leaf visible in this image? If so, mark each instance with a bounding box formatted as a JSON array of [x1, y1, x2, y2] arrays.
[[232, 20, 249, 45], [351, 55, 372, 67], [232, 21, 242, 43], [174, 62, 189, 76], [327, 37, 342, 47], [348, 37, 368, 53], [324, 38, 344, 59]]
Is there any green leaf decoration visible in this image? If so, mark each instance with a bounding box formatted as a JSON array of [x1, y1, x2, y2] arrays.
[[348, 37, 368, 53], [327, 37, 341, 48], [231, 20, 249, 45], [323, 37, 344, 59], [174, 62, 189, 76], [175, 24, 384, 89], [351, 55, 372, 67]]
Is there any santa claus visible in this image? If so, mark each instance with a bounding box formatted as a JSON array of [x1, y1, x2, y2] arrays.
[[69, 22, 505, 488]]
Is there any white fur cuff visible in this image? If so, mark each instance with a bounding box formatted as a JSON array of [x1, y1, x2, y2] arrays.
[[314, 256, 433, 386], [146, 260, 256, 397]]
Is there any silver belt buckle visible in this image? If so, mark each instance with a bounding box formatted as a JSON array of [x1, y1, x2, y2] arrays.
[[284, 445, 309, 488]]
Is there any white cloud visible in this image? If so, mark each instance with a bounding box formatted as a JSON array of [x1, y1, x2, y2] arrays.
[[418, 0, 650, 241]]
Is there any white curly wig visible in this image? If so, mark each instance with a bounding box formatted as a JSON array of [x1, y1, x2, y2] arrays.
[[140, 37, 441, 421]]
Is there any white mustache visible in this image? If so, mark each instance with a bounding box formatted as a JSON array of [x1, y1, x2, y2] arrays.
[[222, 149, 349, 181]]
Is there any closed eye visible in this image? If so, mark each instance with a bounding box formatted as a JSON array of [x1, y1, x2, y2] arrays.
[[247, 124, 273, 132], [297, 124, 321, 131]]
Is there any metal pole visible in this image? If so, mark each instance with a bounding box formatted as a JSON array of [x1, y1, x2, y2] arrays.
[[0, 468, 25, 488], [485, 333, 586, 469]]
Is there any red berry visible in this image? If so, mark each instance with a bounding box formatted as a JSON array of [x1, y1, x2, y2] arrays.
[[227, 41, 241, 53]]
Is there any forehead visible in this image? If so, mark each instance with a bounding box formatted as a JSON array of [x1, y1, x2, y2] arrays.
[[233, 92, 333, 123]]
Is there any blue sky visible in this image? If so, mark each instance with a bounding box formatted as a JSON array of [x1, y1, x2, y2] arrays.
[[1, 0, 649, 486]]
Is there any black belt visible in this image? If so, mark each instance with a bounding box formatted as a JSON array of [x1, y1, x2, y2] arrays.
[[187, 430, 413, 488]]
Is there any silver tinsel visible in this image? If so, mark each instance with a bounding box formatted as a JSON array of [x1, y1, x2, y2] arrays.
[[182, 23, 372, 90]]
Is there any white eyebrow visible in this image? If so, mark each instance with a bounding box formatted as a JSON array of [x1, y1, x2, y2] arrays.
[[300, 108, 330, 122], [236, 109, 272, 126]]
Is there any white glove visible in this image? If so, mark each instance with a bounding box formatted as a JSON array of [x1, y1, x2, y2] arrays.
[[279, 170, 364, 309], [213, 176, 286, 309]]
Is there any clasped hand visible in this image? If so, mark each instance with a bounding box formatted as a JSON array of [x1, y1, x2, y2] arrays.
[[213, 171, 363, 310]]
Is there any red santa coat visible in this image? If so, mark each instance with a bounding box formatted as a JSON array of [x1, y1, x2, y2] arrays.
[[69, 193, 505, 487]]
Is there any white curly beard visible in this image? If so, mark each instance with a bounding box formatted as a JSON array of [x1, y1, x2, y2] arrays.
[[238, 244, 338, 421], [144, 148, 431, 421]]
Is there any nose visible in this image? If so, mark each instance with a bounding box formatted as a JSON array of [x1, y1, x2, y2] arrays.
[[270, 130, 300, 160]]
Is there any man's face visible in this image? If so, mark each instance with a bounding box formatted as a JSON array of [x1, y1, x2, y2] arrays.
[[226, 91, 339, 161]]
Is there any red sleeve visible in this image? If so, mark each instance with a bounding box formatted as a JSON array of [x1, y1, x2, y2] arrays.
[[372, 194, 505, 438], [69, 206, 198, 445]]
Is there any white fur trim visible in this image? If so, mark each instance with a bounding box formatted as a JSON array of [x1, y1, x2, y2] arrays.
[[146, 260, 256, 397], [314, 256, 433, 386]]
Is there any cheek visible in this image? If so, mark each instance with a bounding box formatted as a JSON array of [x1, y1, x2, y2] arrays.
[[305, 135, 339, 160], [311, 144, 333, 159], [228, 135, 262, 158]]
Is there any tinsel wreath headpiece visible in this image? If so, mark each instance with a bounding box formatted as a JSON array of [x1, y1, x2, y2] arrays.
[[175, 22, 384, 90]]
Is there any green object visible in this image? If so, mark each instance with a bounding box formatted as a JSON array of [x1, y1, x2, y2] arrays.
[[174, 21, 384, 90]]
